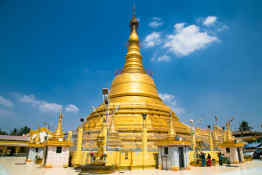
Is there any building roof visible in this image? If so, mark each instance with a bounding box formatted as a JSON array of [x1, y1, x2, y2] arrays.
[[244, 142, 262, 149], [0, 135, 30, 142]]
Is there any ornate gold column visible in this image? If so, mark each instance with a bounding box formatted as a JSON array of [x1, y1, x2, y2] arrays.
[[208, 128, 214, 151], [169, 113, 176, 137], [72, 126, 83, 167], [15, 147, 20, 155], [67, 130, 72, 142]]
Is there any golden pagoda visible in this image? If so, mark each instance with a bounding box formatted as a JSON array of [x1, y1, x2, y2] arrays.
[[72, 10, 191, 169]]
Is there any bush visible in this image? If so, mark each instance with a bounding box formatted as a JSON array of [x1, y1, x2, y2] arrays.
[[223, 157, 230, 164], [190, 160, 201, 167], [244, 155, 253, 161], [35, 155, 42, 164]]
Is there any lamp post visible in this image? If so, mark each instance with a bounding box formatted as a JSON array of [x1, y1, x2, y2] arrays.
[[190, 119, 197, 162], [102, 88, 109, 155], [142, 113, 147, 170]]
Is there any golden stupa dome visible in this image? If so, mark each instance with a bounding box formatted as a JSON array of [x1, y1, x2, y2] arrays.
[[83, 14, 191, 151], [109, 15, 163, 105]]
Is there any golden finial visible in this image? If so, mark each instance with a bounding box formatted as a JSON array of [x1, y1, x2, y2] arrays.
[[132, 0, 136, 17]]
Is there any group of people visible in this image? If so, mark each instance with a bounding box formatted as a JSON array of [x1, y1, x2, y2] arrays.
[[199, 152, 224, 167]]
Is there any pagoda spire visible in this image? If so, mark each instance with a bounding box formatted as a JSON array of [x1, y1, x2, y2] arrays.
[[122, 6, 145, 73], [54, 112, 64, 138]]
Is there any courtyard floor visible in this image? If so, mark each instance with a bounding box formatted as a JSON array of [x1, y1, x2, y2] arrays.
[[0, 157, 262, 175]]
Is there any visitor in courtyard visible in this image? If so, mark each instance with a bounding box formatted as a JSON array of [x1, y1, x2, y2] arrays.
[[218, 152, 223, 166], [200, 152, 206, 167], [207, 154, 212, 166]]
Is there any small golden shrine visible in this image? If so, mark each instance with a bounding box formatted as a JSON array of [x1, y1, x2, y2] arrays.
[[218, 121, 245, 164], [27, 113, 72, 167]]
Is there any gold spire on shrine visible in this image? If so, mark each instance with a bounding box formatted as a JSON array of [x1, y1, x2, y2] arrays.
[[53, 112, 64, 138], [224, 121, 233, 142], [122, 5, 145, 74]]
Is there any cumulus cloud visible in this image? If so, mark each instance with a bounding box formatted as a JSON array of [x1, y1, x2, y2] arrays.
[[152, 55, 171, 62], [159, 93, 185, 114], [19, 94, 62, 113], [203, 16, 217, 26], [164, 23, 218, 56], [65, 104, 79, 113], [149, 17, 163, 28], [39, 103, 62, 113], [143, 32, 161, 48], [0, 96, 13, 108]]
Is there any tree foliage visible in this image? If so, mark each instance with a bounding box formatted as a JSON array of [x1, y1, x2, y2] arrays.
[[0, 129, 8, 135], [0, 126, 31, 136], [239, 121, 253, 131]]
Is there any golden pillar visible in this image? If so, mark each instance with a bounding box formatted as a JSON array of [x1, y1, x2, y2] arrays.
[[169, 113, 176, 137], [3, 146, 7, 154], [72, 126, 83, 167], [208, 128, 214, 151], [15, 147, 20, 155], [67, 130, 72, 142]]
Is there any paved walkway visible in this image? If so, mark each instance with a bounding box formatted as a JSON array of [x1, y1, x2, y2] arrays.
[[0, 157, 261, 175]]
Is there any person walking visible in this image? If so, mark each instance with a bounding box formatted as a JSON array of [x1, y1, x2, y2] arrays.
[[218, 152, 223, 166], [200, 152, 206, 167], [207, 154, 212, 166]]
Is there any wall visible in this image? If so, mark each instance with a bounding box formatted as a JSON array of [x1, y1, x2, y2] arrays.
[[27, 147, 43, 161], [158, 146, 189, 170], [222, 147, 244, 164], [45, 146, 69, 167]]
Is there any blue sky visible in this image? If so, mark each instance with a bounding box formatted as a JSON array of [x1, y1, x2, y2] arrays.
[[0, 0, 261, 132]]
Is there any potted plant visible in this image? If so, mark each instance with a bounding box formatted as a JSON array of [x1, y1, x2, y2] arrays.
[[35, 155, 42, 164]]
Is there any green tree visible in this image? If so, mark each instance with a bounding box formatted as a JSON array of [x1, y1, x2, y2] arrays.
[[9, 126, 31, 136], [0, 129, 8, 135], [239, 121, 253, 131], [18, 126, 30, 136]]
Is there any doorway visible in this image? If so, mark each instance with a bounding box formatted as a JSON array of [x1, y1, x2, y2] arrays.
[[154, 153, 159, 169], [43, 147, 48, 166], [237, 147, 242, 163], [162, 155, 168, 170], [178, 147, 185, 169]]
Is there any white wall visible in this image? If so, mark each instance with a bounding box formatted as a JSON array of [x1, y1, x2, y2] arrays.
[[28, 148, 44, 161], [158, 146, 189, 170], [45, 146, 69, 167]]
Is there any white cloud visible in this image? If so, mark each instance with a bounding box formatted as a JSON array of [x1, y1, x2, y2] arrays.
[[164, 23, 218, 56], [65, 104, 79, 113], [203, 16, 217, 26], [159, 93, 185, 114], [0, 96, 13, 108], [39, 102, 62, 113], [153, 55, 171, 62], [19, 94, 62, 113], [149, 17, 163, 28], [143, 32, 161, 48], [20, 94, 40, 105]]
